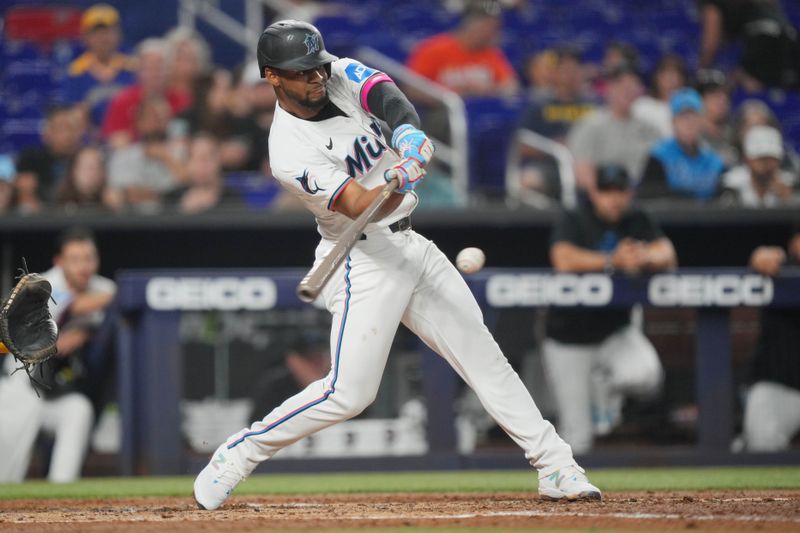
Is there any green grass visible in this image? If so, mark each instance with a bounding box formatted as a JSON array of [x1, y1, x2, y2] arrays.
[[0, 466, 798, 500]]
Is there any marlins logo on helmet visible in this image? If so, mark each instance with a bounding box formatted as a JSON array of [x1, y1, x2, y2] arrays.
[[304, 33, 320, 55]]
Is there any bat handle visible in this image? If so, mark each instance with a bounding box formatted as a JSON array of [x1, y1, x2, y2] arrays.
[[297, 284, 316, 304]]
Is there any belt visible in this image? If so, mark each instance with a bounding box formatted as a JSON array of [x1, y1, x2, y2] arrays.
[[359, 217, 411, 240]]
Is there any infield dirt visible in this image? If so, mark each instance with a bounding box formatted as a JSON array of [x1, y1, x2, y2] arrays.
[[1, 490, 798, 531]]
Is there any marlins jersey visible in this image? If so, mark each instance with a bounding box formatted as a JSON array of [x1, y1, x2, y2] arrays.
[[269, 58, 418, 241]]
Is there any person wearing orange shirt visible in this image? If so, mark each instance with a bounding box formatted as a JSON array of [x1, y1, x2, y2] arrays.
[[406, 0, 519, 97]]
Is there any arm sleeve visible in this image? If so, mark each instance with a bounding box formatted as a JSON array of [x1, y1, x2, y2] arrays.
[[550, 210, 580, 246], [366, 81, 421, 131]]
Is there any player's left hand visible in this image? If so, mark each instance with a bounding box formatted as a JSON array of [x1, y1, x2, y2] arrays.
[[392, 124, 434, 167], [385, 157, 426, 193]]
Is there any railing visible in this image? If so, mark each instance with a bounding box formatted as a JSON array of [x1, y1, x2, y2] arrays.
[[356, 47, 470, 206], [505, 128, 577, 209]]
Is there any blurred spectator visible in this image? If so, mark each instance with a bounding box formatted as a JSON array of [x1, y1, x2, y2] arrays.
[[64, 4, 136, 131], [543, 164, 676, 454], [164, 27, 212, 104], [568, 63, 660, 192], [163, 134, 242, 213], [698, 0, 800, 90], [720, 125, 800, 207], [249, 332, 330, 423], [14, 105, 86, 214], [639, 88, 725, 202], [590, 40, 640, 98], [0, 155, 16, 214], [56, 146, 111, 212], [632, 53, 688, 138], [741, 232, 800, 451], [695, 69, 738, 168], [517, 47, 598, 200], [230, 59, 278, 131], [175, 70, 268, 172], [106, 97, 186, 212], [0, 227, 115, 483], [732, 99, 800, 173], [523, 49, 557, 99], [102, 38, 191, 148], [406, 0, 519, 97]]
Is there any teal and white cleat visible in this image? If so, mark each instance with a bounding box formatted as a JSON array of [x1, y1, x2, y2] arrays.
[[193, 443, 247, 510], [538, 465, 602, 501]]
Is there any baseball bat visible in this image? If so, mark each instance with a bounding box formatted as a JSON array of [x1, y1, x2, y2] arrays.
[[296, 173, 400, 303]]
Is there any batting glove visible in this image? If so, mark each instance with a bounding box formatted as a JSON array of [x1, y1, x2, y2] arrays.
[[385, 157, 426, 193], [391, 124, 435, 167]]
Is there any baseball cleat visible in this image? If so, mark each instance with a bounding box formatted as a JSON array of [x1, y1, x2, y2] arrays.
[[193, 443, 247, 511], [538, 465, 602, 501]]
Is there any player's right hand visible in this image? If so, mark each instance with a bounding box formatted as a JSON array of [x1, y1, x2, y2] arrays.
[[385, 157, 426, 193], [392, 124, 434, 167]]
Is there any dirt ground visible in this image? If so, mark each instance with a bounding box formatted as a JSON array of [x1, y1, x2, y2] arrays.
[[0, 490, 798, 532]]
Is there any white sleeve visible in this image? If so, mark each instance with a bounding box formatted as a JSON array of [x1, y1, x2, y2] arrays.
[[272, 152, 354, 212], [330, 58, 392, 113]]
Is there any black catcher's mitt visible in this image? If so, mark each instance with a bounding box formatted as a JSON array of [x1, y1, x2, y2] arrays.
[[0, 273, 58, 377]]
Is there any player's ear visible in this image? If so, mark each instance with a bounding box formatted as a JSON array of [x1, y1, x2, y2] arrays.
[[264, 68, 281, 87]]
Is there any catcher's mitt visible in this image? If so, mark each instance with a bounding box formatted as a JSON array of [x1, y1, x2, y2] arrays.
[[0, 272, 58, 380]]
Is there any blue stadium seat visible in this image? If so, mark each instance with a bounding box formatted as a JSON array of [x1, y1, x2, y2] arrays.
[[224, 172, 283, 209]]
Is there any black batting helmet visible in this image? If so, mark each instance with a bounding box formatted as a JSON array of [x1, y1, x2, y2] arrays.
[[257, 20, 337, 78]]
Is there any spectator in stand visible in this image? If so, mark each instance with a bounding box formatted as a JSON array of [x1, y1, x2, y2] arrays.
[[733, 99, 800, 174], [695, 69, 738, 168], [0, 227, 115, 483], [568, 62, 660, 193], [543, 164, 676, 454], [698, 0, 800, 91], [524, 49, 558, 100], [163, 134, 241, 214], [0, 155, 15, 214], [14, 105, 86, 214], [106, 96, 186, 213], [639, 88, 725, 202], [175, 70, 268, 172], [406, 0, 519, 97], [230, 59, 278, 132], [720, 125, 799, 207], [102, 38, 191, 148], [164, 27, 212, 106], [64, 4, 136, 131], [632, 53, 689, 138], [590, 41, 640, 99], [517, 47, 598, 201], [56, 146, 111, 212], [742, 232, 800, 451]]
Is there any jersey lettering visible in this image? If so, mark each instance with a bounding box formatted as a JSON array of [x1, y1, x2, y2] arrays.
[[345, 136, 386, 177]]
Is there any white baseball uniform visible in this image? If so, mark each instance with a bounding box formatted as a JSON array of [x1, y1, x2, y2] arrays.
[[0, 267, 114, 483], [221, 58, 576, 475]]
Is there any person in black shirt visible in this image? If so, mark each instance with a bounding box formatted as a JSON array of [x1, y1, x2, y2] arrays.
[[13, 105, 86, 213], [742, 232, 800, 451], [543, 164, 677, 454], [698, 0, 800, 90]]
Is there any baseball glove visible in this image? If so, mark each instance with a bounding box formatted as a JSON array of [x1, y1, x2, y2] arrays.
[[0, 272, 58, 380]]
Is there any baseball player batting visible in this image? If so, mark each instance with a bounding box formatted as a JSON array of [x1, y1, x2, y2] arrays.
[[193, 19, 601, 510]]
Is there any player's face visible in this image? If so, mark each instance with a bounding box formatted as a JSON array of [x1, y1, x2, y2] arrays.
[[272, 65, 329, 114], [57, 240, 99, 292], [592, 188, 631, 223]]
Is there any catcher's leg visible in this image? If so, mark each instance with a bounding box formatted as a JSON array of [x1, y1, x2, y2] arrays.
[[0, 364, 45, 482], [41, 392, 94, 482]]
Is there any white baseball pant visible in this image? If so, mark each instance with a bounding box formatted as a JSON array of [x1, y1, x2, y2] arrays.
[[0, 360, 94, 483], [224, 228, 575, 475], [543, 324, 663, 454], [744, 381, 800, 451]]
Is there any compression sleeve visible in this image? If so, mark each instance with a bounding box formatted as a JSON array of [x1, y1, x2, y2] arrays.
[[365, 81, 421, 131]]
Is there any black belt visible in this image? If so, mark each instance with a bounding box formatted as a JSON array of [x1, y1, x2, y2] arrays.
[[359, 217, 411, 240]]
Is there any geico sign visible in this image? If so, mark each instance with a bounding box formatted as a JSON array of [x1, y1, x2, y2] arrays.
[[146, 277, 277, 310], [486, 274, 612, 307], [648, 274, 773, 306]]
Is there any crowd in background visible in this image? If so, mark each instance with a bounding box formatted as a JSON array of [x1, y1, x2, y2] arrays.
[[1, 0, 799, 216]]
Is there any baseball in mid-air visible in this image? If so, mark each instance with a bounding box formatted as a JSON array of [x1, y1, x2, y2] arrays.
[[456, 247, 486, 274]]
